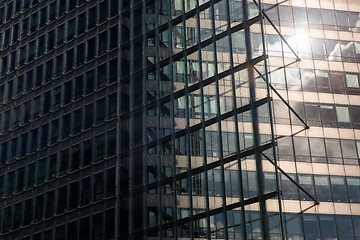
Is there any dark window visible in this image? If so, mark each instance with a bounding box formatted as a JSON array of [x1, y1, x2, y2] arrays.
[[67, 18, 75, 40], [80, 217, 90, 239], [71, 145, 80, 171], [87, 37, 96, 61], [106, 167, 116, 197], [68, 181, 79, 210], [34, 194, 44, 222], [48, 154, 57, 180], [88, 7, 97, 29], [83, 139, 92, 166], [23, 198, 33, 226], [96, 98, 106, 124], [93, 212, 104, 239], [59, 149, 69, 176], [77, 12, 86, 35], [81, 177, 91, 205], [45, 190, 55, 219], [57, 185, 67, 214], [93, 172, 104, 201], [84, 103, 94, 129]]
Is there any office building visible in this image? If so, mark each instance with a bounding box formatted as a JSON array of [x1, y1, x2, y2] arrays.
[[263, 0, 360, 239], [0, 0, 359, 239]]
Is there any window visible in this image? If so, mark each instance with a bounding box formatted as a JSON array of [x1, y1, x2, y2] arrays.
[[45, 59, 53, 82], [48, 154, 57, 180], [45, 191, 55, 217], [85, 70, 94, 94], [88, 7, 97, 29], [319, 215, 337, 236], [49, 1, 57, 22], [47, 30, 55, 52], [59, 149, 69, 176], [62, 114, 71, 140], [77, 12, 86, 35], [16, 167, 25, 192], [87, 37, 96, 61], [66, 48, 74, 72], [336, 106, 350, 122], [346, 73, 359, 88], [57, 24, 65, 46], [330, 176, 348, 202], [336, 215, 354, 237], [95, 134, 105, 161], [30, 12, 38, 32], [98, 31, 107, 56], [37, 158, 46, 184], [99, 0, 108, 22], [81, 177, 91, 205], [71, 145, 80, 171], [69, 181, 79, 210], [34, 194, 44, 222], [76, 43, 85, 66], [72, 108, 82, 134], [93, 172, 104, 201], [51, 119, 60, 144], [96, 98, 106, 124], [57, 186, 67, 214], [67, 18, 75, 40], [83, 139, 92, 166]]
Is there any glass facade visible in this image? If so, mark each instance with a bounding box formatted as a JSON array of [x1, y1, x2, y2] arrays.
[[263, 0, 360, 239], [0, 0, 359, 240]]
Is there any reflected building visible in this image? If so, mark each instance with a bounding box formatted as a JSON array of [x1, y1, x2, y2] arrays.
[[0, 0, 359, 240], [264, 0, 360, 239]]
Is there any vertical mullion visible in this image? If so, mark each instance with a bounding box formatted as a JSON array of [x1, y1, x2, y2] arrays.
[[242, 0, 270, 239], [225, 0, 248, 239], [167, 0, 179, 238], [196, 0, 212, 239], [154, 0, 162, 237], [128, 0, 135, 239], [141, 0, 148, 238], [258, 0, 286, 239], [211, 1, 229, 239], [182, 0, 195, 239], [115, 0, 122, 238]]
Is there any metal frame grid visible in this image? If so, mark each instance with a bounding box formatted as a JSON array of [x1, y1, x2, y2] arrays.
[[122, 0, 284, 239]]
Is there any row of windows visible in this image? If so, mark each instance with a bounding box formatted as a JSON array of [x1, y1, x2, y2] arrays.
[[0, 129, 116, 198], [281, 173, 360, 203], [1, 197, 115, 238], [0, 57, 117, 108], [284, 213, 360, 239], [16, 209, 115, 240], [0, 1, 118, 53], [0, 0, 42, 23], [192, 2, 360, 34], [149, 166, 360, 203], [0, 0, 118, 31], [278, 135, 360, 165], [269, 67, 360, 95], [0, 25, 118, 79], [275, 100, 360, 128], [146, 210, 360, 239], [147, 126, 360, 165], [265, 4, 360, 32], [0, 94, 117, 165], [0, 116, 116, 166], [0, 71, 116, 136], [146, 130, 259, 158], [266, 33, 360, 63]]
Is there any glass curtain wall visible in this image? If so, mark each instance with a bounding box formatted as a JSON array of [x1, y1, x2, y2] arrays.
[[122, 0, 283, 239]]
